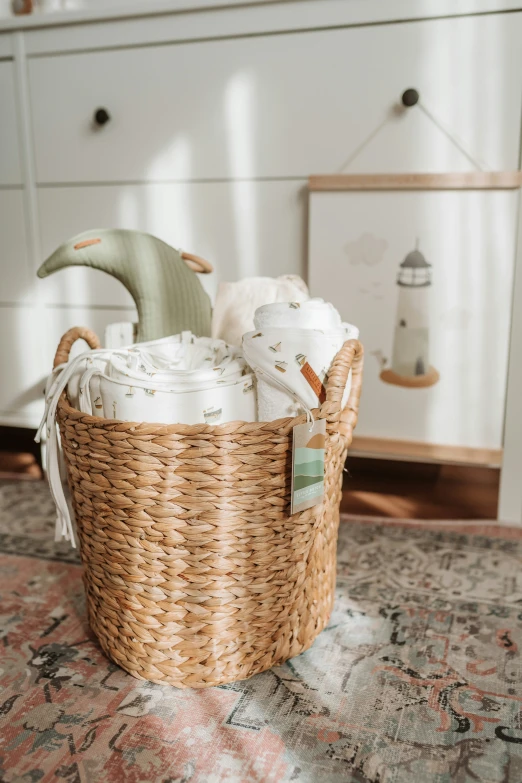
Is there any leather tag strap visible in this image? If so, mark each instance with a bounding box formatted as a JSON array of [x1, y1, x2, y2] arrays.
[[301, 362, 326, 404]]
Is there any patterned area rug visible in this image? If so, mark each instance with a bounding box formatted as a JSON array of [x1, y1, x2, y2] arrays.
[[1, 479, 522, 782]]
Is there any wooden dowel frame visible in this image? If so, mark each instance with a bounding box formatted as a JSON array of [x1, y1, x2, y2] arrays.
[[309, 172, 522, 192], [350, 436, 502, 467]]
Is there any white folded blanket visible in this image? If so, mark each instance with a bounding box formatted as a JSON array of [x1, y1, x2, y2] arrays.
[[212, 274, 309, 347], [243, 300, 359, 421], [79, 332, 255, 425]]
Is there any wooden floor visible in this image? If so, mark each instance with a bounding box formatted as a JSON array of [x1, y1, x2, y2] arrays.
[[0, 427, 42, 479], [341, 456, 500, 519], [0, 427, 500, 520]]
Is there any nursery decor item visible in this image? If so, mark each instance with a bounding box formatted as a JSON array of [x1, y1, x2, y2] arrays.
[[309, 171, 522, 466], [211, 274, 309, 347], [37, 229, 213, 342], [243, 300, 359, 421], [380, 242, 439, 388], [49, 325, 363, 689]]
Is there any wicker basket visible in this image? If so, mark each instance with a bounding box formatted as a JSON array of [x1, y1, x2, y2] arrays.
[[54, 326, 363, 689]]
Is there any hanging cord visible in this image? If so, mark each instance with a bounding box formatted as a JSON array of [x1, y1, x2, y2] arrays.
[[338, 88, 490, 173], [416, 101, 486, 171], [338, 115, 391, 173]]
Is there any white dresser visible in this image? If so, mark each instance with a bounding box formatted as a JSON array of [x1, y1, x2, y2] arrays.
[[1, 0, 522, 520]]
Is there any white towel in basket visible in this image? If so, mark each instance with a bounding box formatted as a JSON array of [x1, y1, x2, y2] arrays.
[[243, 300, 359, 421], [212, 274, 310, 347], [253, 298, 345, 331]]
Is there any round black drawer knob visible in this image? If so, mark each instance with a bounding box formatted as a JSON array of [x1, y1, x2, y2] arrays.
[[401, 89, 420, 107], [94, 108, 111, 126]]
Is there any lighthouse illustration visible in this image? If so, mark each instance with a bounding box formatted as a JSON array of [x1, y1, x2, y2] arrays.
[[380, 242, 439, 388]]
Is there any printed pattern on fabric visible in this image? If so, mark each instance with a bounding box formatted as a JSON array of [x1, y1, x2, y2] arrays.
[[76, 332, 256, 425], [243, 328, 349, 421], [243, 299, 358, 421], [1, 479, 522, 782]]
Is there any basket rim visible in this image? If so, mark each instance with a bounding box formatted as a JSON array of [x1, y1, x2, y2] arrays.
[[54, 327, 363, 438], [56, 392, 317, 436]]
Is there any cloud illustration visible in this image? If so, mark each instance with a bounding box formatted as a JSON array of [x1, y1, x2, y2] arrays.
[[345, 233, 388, 267]]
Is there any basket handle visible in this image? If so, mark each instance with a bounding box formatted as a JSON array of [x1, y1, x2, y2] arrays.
[[53, 326, 101, 368], [320, 339, 364, 437]]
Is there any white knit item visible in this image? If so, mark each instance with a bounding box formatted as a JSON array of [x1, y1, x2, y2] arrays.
[[212, 275, 309, 347]]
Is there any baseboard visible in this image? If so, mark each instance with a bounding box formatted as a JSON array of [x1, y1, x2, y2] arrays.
[[350, 436, 502, 468]]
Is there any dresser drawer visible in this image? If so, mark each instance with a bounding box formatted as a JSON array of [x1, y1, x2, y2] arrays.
[[0, 306, 48, 427], [0, 61, 22, 186], [0, 190, 33, 303], [42, 306, 138, 366], [0, 305, 139, 429], [28, 12, 522, 184], [37, 180, 304, 306]]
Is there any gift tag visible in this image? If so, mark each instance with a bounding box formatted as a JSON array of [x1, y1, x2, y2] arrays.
[[291, 418, 326, 514]]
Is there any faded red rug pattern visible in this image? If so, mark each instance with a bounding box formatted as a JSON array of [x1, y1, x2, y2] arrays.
[[1, 480, 522, 782]]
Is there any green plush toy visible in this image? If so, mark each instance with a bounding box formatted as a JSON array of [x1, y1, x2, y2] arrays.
[[37, 228, 213, 342]]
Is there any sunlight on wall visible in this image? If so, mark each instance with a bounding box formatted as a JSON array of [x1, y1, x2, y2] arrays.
[[114, 135, 197, 302], [9, 304, 46, 424], [415, 16, 506, 448], [146, 133, 192, 185], [146, 137, 195, 300], [146, 136, 194, 252], [224, 72, 259, 278], [119, 187, 140, 228]]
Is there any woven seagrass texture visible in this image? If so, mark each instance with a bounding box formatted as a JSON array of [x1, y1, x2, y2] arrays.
[[55, 327, 363, 689]]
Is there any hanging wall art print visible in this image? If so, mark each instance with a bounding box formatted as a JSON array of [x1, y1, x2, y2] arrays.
[[308, 172, 522, 465]]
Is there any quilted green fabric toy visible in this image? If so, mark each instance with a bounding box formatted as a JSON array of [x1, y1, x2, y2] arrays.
[[37, 228, 213, 342]]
